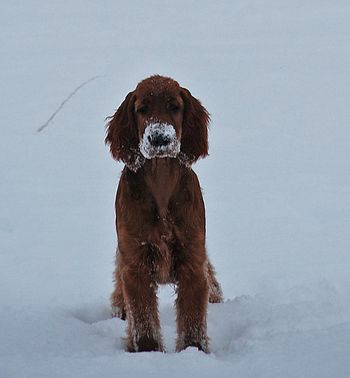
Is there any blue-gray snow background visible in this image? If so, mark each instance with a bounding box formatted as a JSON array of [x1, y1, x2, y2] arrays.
[[1, 1, 350, 377]]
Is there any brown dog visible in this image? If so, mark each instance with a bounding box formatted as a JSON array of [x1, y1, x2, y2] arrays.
[[106, 75, 223, 353]]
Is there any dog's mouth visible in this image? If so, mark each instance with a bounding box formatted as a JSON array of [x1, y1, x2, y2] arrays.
[[139, 121, 181, 159]]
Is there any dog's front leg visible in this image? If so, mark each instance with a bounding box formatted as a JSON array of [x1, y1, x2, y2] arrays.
[[121, 263, 164, 352], [175, 258, 209, 353]]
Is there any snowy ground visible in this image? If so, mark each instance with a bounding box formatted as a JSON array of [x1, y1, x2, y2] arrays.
[[1, 1, 350, 377]]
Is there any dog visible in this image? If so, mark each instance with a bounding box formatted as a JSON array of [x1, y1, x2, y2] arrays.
[[106, 75, 223, 353]]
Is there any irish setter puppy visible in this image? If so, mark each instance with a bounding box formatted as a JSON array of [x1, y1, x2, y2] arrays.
[[106, 75, 223, 353]]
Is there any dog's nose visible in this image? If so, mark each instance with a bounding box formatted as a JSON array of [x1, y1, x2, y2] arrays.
[[148, 134, 171, 147]]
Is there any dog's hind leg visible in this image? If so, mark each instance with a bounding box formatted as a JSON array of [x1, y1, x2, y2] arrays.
[[111, 251, 126, 319], [207, 260, 223, 303]]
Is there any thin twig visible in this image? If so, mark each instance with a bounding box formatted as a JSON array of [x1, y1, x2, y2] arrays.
[[37, 75, 101, 133]]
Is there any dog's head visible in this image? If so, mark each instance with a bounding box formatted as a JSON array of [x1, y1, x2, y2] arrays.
[[105, 75, 210, 171]]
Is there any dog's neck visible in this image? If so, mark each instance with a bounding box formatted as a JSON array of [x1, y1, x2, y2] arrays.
[[143, 158, 182, 219]]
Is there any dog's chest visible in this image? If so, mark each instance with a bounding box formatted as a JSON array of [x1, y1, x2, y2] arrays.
[[142, 159, 183, 283], [147, 215, 178, 284], [144, 159, 181, 219]]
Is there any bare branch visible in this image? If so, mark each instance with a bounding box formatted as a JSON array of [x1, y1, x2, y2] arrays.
[[37, 75, 101, 133]]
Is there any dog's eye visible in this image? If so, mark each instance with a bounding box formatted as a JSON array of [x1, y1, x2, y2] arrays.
[[168, 103, 180, 113], [137, 105, 149, 115]]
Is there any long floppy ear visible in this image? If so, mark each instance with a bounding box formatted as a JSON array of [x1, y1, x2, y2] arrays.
[[105, 91, 143, 170], [180, 88, 210, 164]]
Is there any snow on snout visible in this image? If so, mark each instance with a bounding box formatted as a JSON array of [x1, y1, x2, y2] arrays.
[[139, 121, 181, 159]]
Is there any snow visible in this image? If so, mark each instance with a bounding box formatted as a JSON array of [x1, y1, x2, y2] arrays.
[[139, 121, 180, 160], [1, 1, 350, 377]]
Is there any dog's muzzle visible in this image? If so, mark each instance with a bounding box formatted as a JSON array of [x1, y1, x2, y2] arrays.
[[139, 121, 181, 159]]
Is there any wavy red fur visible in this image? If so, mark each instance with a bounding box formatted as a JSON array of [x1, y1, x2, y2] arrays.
[[106, 75, 223, 353]]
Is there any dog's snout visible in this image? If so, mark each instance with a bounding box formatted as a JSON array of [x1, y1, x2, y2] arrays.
[[149, 134, 170, 147], [140, 121, 180, 159]]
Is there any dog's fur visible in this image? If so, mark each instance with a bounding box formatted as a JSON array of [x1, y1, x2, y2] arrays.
[[106, 75, 223, 353]]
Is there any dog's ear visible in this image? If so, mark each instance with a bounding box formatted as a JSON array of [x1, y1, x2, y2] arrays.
[[180, 88, 210, 163], [105, 91, 141, 169]]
